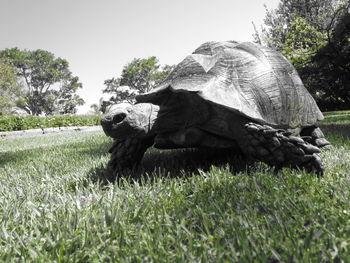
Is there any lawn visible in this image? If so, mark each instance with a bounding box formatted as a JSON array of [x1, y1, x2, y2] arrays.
[[0, 112, 350, 262]]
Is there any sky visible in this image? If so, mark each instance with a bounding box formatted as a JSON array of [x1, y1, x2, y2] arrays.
[[0, 0, 280, 114]]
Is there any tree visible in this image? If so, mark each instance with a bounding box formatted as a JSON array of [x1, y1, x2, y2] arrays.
[[90, 98, 106, 114], [103, 57, 175, 106], [254, 0, 350, 110], [255, 0, 346, 50], [308, 8, 350, 110], [0, 48, 85, 115], [0, 61, 25, 114], [281, 15, 327, 68]]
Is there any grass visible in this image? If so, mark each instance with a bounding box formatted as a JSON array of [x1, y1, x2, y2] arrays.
[[318, 110, 350, 141], [319, 110, 350, 125], [0, 111, 350, 262]]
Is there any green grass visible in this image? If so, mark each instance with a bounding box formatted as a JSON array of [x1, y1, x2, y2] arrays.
[[0, 112, 350, 262], [318, 110, 350, 141], [319, 110, 350, 125]]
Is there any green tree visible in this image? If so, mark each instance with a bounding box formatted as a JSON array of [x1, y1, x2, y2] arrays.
[[282, 16, 327, 68], [255, 0, 350, 110], [103, 57, 175, 106], [309, 9, 350, 110], [255, 0, 345, 50], [0, 48, 85, 115], [90, 98, 105, 114], [0, 61, 25, 114]]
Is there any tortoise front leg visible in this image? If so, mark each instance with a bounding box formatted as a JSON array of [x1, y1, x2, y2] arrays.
[[101, 102, 159, 180], [107, 135, 154, 180], [243, 123, 324, 175]]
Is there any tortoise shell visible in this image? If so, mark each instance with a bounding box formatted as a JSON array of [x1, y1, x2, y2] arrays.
[[136, 41, 323, 129]]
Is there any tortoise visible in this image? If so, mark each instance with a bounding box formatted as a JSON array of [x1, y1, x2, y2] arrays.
[[101, 41, 331, 179]]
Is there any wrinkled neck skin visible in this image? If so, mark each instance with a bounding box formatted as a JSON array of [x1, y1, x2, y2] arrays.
[[101, 102, 159, 140]]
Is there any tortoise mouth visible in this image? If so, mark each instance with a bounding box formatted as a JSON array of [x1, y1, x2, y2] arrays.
[[101, 120, 134, 140]]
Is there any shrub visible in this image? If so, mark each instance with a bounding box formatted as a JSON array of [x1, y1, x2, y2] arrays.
[[0, 114, 102, 132]]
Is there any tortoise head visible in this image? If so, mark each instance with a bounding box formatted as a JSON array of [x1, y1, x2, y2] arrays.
[[101, 102, 159, 140]]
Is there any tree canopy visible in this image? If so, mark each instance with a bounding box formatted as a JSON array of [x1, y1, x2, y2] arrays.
[[0, 48, 84, 115], [0, 61, 25, 114], [102, 57, 175, 110], [311, 9, 350, 109], [255, 0, 350, 110]]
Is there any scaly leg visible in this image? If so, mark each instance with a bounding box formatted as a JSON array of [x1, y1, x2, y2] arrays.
[[300, 125, 332, 148], [107, 136, 154, 180], [243, 123, 324, 175]]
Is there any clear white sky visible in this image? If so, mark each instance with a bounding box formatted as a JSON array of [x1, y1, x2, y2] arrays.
[[0, 0, 280, 114]]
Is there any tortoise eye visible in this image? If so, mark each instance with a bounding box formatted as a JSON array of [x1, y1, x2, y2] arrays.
[[113, 113, 127, 123]]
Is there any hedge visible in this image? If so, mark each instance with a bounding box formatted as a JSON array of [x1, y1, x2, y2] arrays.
[[0, 114, 102, 132]]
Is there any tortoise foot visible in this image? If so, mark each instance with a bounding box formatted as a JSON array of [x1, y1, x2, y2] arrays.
[[244, 123, 324, 176], [300, 125, 332, 149], [107, 136, 154, 180]]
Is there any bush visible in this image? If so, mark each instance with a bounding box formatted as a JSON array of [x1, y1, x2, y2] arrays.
[[0, 114, 102, 132]]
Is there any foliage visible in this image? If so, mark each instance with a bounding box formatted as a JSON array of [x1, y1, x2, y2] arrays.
[[281, 16, 327, 68], [90, 98, 106, 114], [255, 0, 350, 110], [102, 57, 175, 109], [0, 113, 350, 261], [0, 48, 85, 115], [0, 114, 101, 132], [255, 0, 343, 49], [310, 10, 350, 110], [0, 61, 25, 114]]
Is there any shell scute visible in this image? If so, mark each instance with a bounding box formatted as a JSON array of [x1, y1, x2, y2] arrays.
[[137, 41, 323, 128]]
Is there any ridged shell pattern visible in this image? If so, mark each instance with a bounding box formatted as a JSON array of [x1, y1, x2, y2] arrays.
[[138, 41, 323, 128]]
